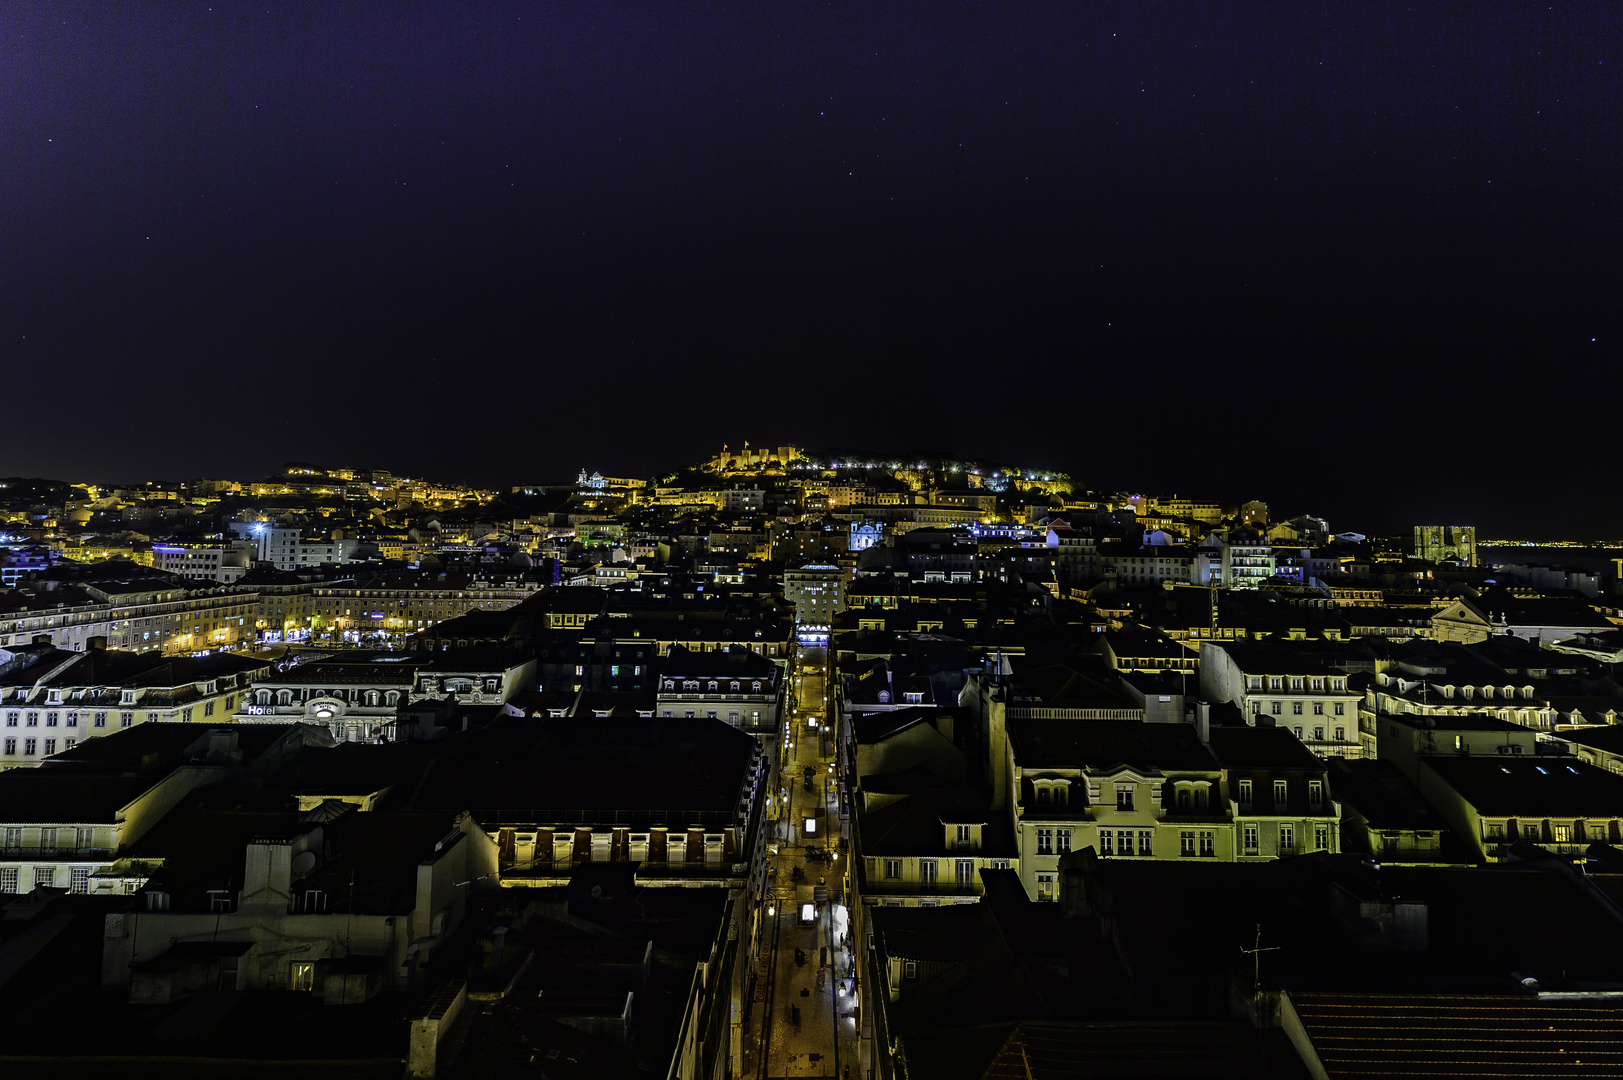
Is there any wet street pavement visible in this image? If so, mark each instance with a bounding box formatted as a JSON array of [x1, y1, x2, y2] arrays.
[[742, 647, 861, 1080]]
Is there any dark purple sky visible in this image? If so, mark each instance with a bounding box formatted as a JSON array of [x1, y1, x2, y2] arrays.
[[2, 3, 1617, 535]]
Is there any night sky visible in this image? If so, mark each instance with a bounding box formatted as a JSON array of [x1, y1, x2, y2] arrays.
[[3, 4, 1618, 535]]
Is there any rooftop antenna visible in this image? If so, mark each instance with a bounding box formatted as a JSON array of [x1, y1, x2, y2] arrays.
[[1240, 922, 1281, 1024]]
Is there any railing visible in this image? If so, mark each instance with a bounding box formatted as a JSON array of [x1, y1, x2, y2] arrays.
[[1, 845, 115, 858]]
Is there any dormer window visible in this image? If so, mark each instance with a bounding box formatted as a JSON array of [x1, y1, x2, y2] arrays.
[[47, 690, 62, 704], [707, 681, 719, 692], [751, 681, 762, 692], [730, 681, 740, 692], [121, 690, 136, 705]]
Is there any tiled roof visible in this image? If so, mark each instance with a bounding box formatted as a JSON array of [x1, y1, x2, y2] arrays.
[[1288, 992, 1623, 1078]]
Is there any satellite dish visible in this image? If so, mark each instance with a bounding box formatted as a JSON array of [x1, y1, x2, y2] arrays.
[[291, 851, 317, 877]]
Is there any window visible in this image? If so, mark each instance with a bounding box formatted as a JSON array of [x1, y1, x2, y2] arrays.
[[1199, 831, 1215, 857], [1487, 823, 1504, 841], [956, 859, 975, 885], [23, 738, 35, 755], [290, 962, 316, 992], [94, 712, 106, 727], [1279, 824, 1295, 853], [1138, 830, 1153, 856], [1178, 788, 1191, 810], [990, 859, 1010, 870], [1314, 726, 1325, 742], [1292, 702, 1303, 715], [1244, 824, 1259, 854], [65, 712, 77, 727], [1273, 780, 1288, 805], [1309, 781, 1323, 809], [0, 868, 15, 893], [2, 828, 18, 851], [34, 867, 54, 889], [956, 824, 973, 848], [1238, 779, 1253, 808], [919, 859, 937, 885], [1099, 831, 1113, 856], [1271, 702, 1282, 715], [1035, 872, 1056, 902], [1116, 784, 1134, 811], [1056, 829, 1072, 854], [45, 712, 58, 727], [25, 712, 37, 727], [1313, 702, 1324, 715], [121, 712, 133, 728], [209, 890, 233, 912], [2, 739, 12, 755], [885, 859, 901, 880], [1334, 703, 1345, 716], [1315, 824, 1330, 851], [1037, 787, 1051, 808], [903, 961, 918, 980], [1036, 828, 1053, 855], [1181, 831, 1196, 857], [71, 867, 90, 894], [1554, 825, 1572, 843], [43, 739, 55, 755], [1117, 830, 1134, 856], [3, 712, 14, 726]]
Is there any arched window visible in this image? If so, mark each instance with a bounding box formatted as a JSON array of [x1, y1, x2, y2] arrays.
[[364, 691, 380, 707], [256, 689, 271, 706], [276, 690, 293, 706], [385, 690, 400, 706]]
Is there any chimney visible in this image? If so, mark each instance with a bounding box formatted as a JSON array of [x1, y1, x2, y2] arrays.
[[1193, 701, 1211, 742]]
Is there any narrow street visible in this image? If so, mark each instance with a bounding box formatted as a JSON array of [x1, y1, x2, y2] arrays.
[[743, 646, 860, 1080]]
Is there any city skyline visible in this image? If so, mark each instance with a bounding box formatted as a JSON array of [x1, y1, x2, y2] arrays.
[[3, 4, 1618, 535]]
